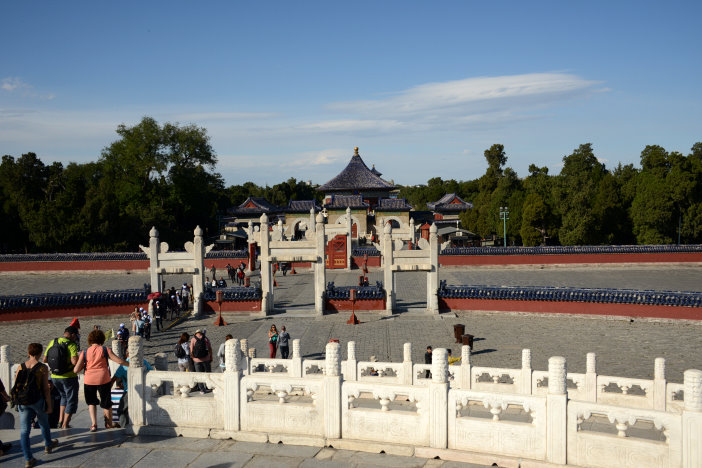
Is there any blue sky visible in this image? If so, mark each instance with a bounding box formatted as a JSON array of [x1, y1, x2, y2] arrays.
[[1, 1, 700, 187]]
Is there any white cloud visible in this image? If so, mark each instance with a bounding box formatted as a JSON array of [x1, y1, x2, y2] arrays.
[[296, 119, 405, 133], [171, 111, 278, 122], [283, 148, 347, 167], [1, 77, 55, 100]]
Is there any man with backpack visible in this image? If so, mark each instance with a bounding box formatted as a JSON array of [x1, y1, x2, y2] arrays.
[[43, 326, 79, 429], [12, 342, 59, 467], [189, 329, 213, 394]]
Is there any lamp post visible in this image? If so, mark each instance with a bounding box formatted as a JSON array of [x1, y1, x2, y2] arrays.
[[499, 206, 509, 247]]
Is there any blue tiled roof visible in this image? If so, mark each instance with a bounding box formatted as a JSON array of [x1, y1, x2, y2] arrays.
[[287, 200, 321, 213], [324, 195, 369, 209], [317, 148, 395, 192], [427, 193, 473, 211], [227, 197, 281, 215], [375, 198, 412, 211]]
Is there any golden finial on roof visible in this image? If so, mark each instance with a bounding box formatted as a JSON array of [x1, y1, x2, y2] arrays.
[[354, 147, 359, 156]]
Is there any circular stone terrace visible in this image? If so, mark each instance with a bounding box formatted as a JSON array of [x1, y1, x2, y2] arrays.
[[1, 266, 701, 383]]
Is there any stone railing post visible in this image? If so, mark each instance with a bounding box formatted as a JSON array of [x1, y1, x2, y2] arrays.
[[402, 343, 413, 385], [0, 345, 10, 390], [223, 338, 242, 432], [127, 336, 146, 429], [427, 223, 439, 314], [519, 349, 532, 395], [323, 341, 342, 439], [429, 348, 449, 448], [653, 357, 666, 411], [259, 214, 273, 315], [383, 222, 394, 315], [585, 352, 597, 402], [148, 227, 160, 293], [192, 226, 206, 316], [290, 339, 302, 377], [314, 213, 326, 316], [459, 345, 471, 389], [344, 341, 357, 381], [546, 356, 567, 465], [682, 369, 702, 468]]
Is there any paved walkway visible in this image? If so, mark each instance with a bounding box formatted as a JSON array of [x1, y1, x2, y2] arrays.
[[0, 400, 491, 467]]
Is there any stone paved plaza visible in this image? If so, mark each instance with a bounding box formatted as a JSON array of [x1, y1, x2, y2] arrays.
[[1, 266, 701, 381]]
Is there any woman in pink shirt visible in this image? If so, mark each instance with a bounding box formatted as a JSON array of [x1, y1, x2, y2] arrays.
[[74, 329, 128, 431]]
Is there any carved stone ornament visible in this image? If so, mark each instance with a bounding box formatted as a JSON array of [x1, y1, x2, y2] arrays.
[[184, 241, 194, 253], [159, 242, 170, 254], [128, 336, 143, 367], [417, 238, 430, 250], [325, 342, 341, 376]]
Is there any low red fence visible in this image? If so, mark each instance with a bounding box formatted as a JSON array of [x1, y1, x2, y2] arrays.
[[202, 300, 261, 313], [438, 298, 702, 321], [325, 298, 385, 312], [439, 252, 702, 266], [0, 303, 140, 322]]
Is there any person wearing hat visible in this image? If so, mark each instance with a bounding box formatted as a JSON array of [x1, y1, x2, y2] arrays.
[[43, 326, 80, 429], [116, 323, 130, 356]]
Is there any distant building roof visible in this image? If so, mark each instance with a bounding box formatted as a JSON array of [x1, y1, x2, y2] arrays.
[[324, 194, 369, 210], [375, 198, 412, 211], [317, 147, 396, 192], [437, 226, 479, 238], [370, 164, 382, 177], [227, 197, 281, 216], [286, 200, 321, 213], [427, 193, 473, 212]]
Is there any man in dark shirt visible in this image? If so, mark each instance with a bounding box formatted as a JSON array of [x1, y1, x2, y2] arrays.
[[424, 346, 432, 378]]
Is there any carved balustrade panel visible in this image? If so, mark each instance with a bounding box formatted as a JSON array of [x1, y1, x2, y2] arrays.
[[448, 389, 547, 460], [567, 400, 682, 468], [341, 381, 430, 446]]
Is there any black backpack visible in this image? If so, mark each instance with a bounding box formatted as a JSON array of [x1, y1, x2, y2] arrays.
[[46, 338, 70, 375], [11, 363, 43, 407], [192, 336, 208, 359], [174, 343, 186, 359]]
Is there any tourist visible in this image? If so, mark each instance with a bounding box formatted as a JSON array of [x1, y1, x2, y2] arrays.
[[153, 300, 163, 332], [142, 312, 151, 341], [268, 324, 279, 358], [424, 346, 432, 378], [237, 267, 245, 286], [15, 343, 58, 467], [112, 349, 154, 427], [217, 335, 233, 371], [73, 329, 128, 431], [210, 263, 216, 280], [181, 282, 190, 310], [0, 379, 11, 456], [218, 276, 227, 288], [134, 313, 145, 337], [448, 349, 461, 365], [278, 326, 291, 359], [176, 333, 194, 372], [43, 326, 80, 429], [190, 329, 213, 393], [116, 323, 129, 356]]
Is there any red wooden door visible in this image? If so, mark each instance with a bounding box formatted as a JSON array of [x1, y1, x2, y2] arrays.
[[326, 235, 347, 269]]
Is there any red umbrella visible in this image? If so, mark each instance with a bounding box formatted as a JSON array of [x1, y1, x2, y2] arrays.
[[147, 292, 162, 300]]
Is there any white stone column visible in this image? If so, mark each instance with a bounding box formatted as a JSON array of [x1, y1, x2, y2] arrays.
[[653, 357, 667, 411], [459, 345, 472, 389], [309, 208, 316, 234], [402, 343, 413, 385], [345, 207, 352, 270], [290, 339, 302, 378], [314, 213, 326, 316], [409, 218, 415, 247], [585, 352, 597, 402], [192, 226, 206, 316], [127, 336, 146, 428], [429, 348, 449, 449], [427, 223, 439, 314], [546, 356, 567, 465], [246, 221, 254, 272], [682, 369, 702, 468], [323, 341, 342, 439], [345, 341, 357, 381], [240, 339, 250, 375], [383, 222, 394, 314], [519, 349, 532, 395], [224, 339, 242, 432], [259, 214, 273, 315], [148, 227, 161, 293], [0, 345, 11, 391]]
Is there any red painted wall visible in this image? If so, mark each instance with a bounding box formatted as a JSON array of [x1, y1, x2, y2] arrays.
[[0, 303, 141, 322], [0, 261, 150, 272], [325, 298, 385, 312], [203, 300, 261, 313], [439, 252, 702, 266], [438, 298, 702, 321]]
